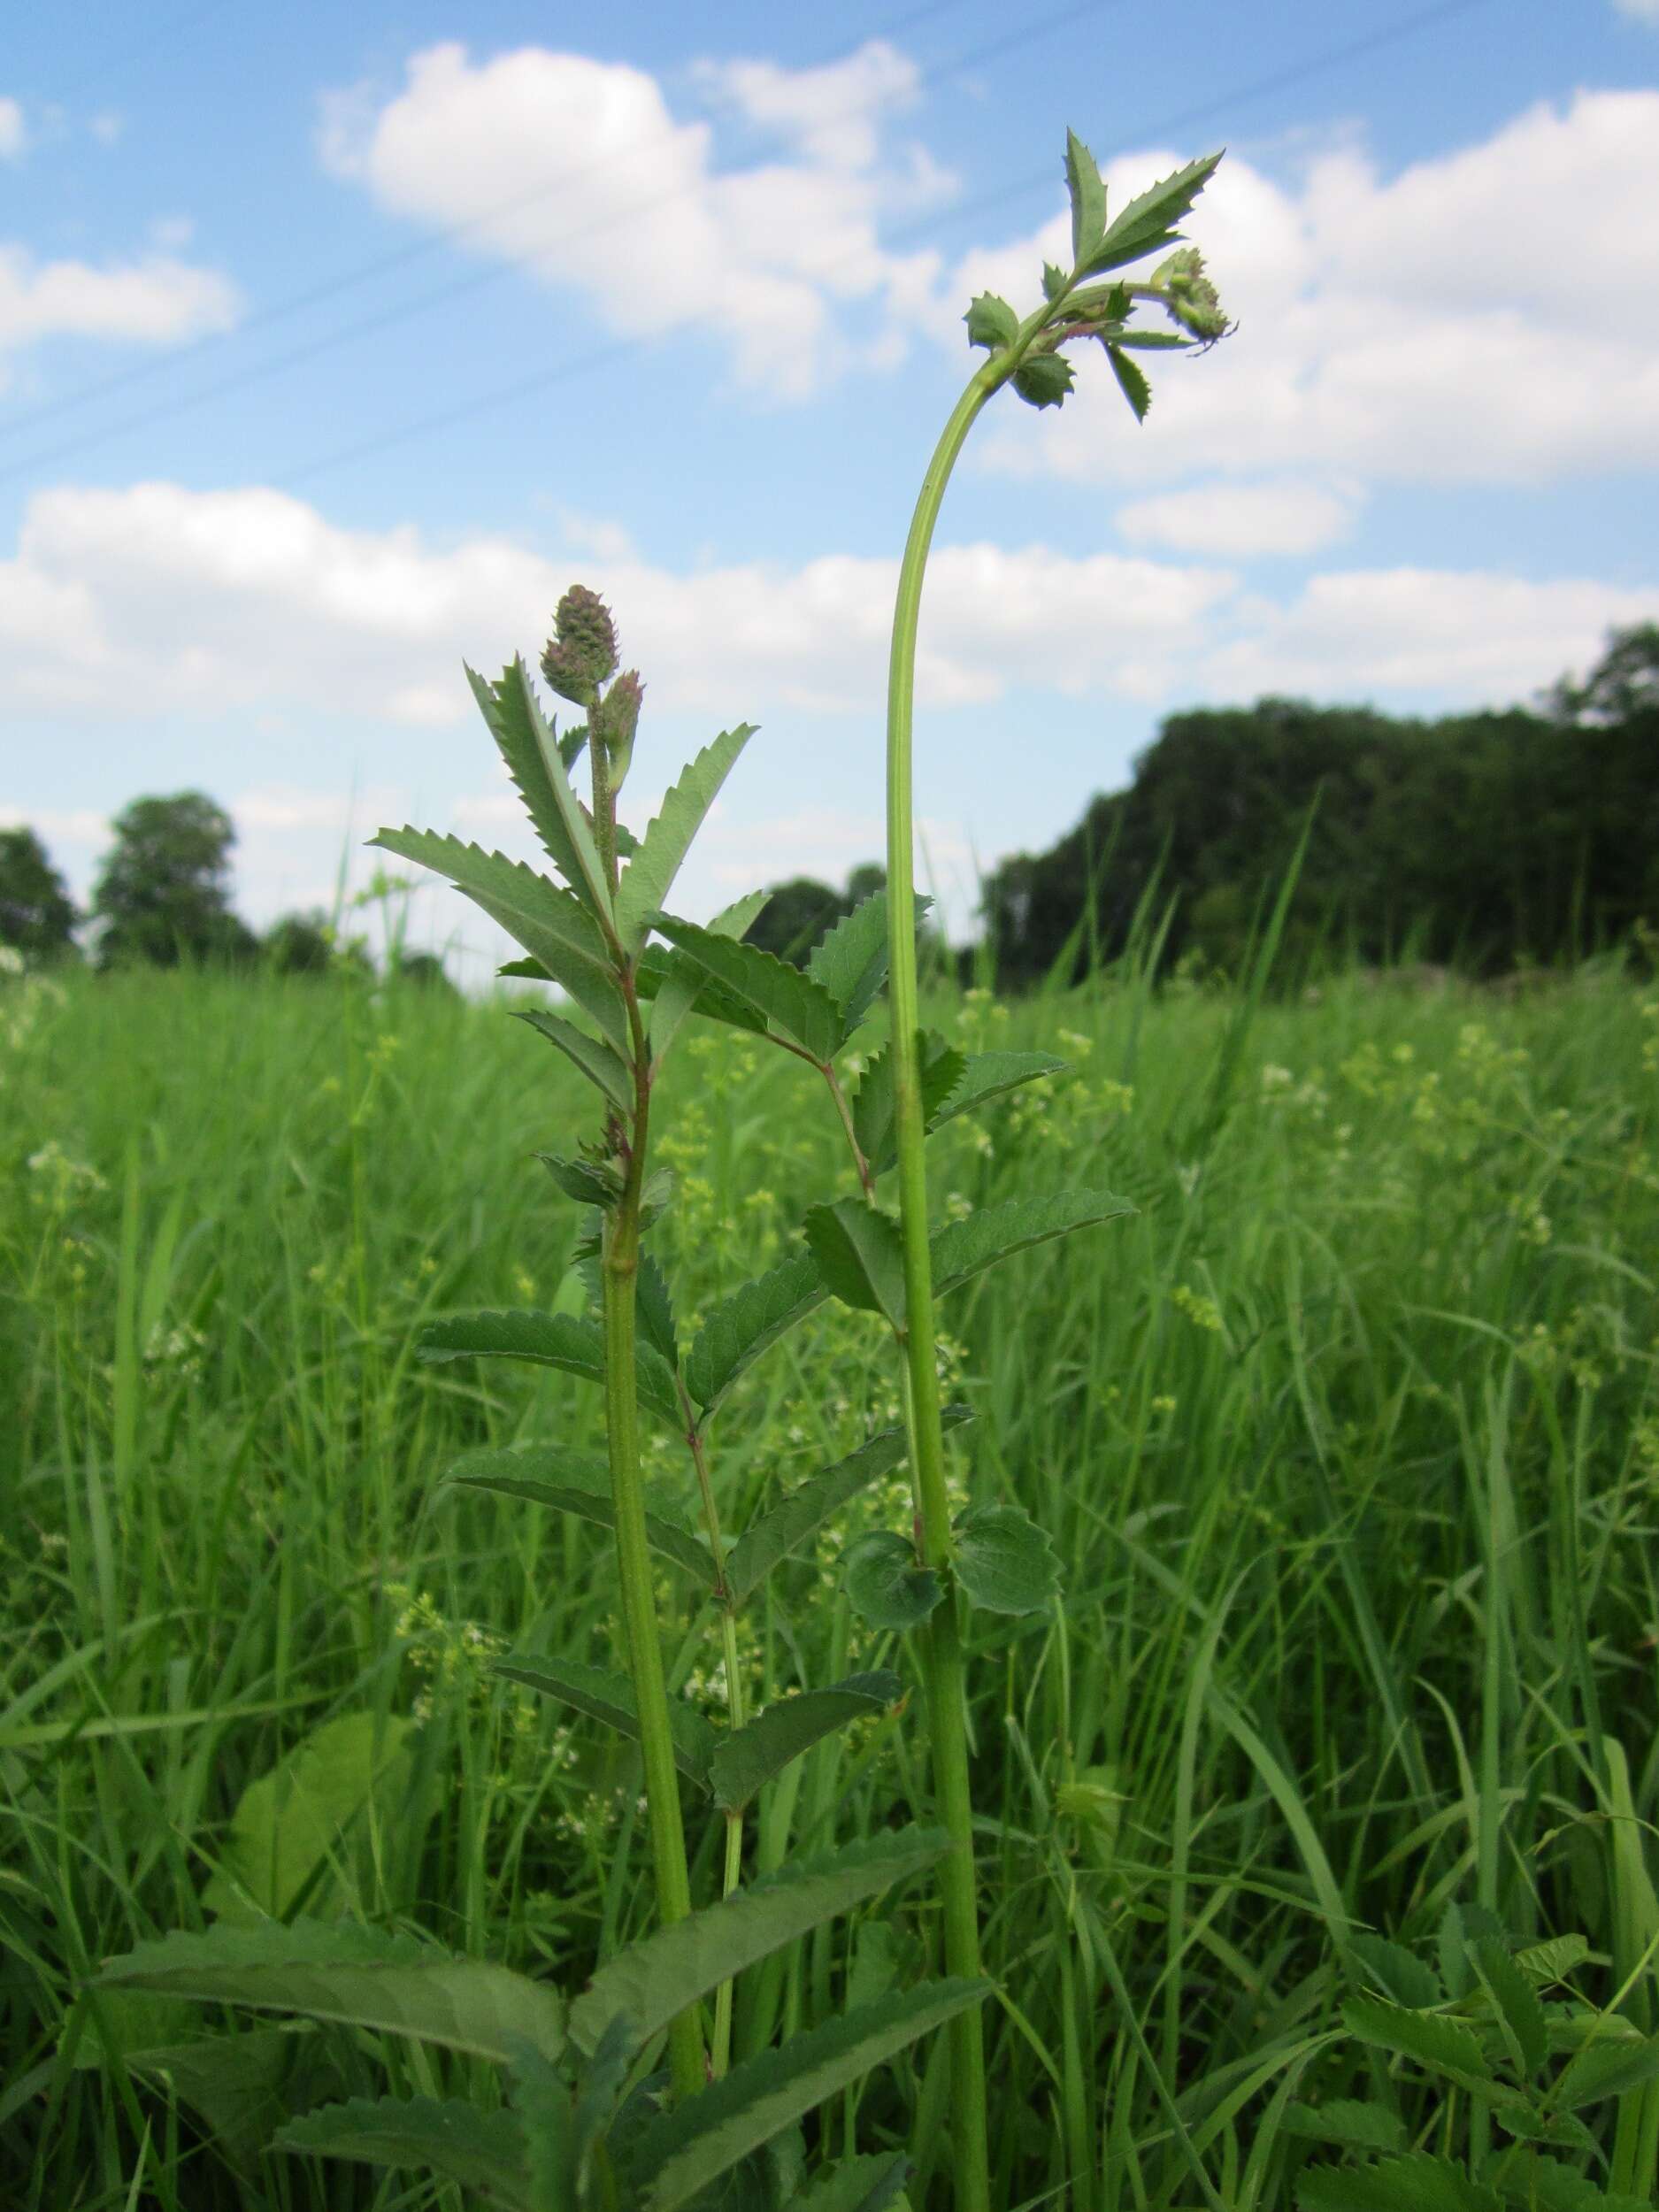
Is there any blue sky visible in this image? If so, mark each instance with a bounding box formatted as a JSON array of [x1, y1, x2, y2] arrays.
[[3, 0, 1656, 964]]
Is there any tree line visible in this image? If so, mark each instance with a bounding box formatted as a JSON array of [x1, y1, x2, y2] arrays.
[[4, 626, 1652, 984]]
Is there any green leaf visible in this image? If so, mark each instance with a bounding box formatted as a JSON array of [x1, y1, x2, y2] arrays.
[[1079, 152, 1223, 278], [1282, 2100, 1408, 2152], [844, 1533, 942, 1632], [1064, 128, 1107, 265], [710, 1673, 901, 1811], [371, 823, 626, 1054], [851, 1031, 965, 1177], [508, 2039, 574, 2208], [464, 654, 594, 895], [443, 1448, 711, 1584], [637, 1252, 680, 1369], [478, 658, 612, 924], [964, 292, 1018, 352], [803, 1201, 907, 1329], [1105, 345, 1152, 422], [1350, 1934, 1441, 2011], [1011, 352, 1073, 410], [1555, 2030, 1659, 2109], [511, 1009, 634, 1113], [201, 1714, 413, 1924], [1470, 1936, 1549, 2078], [614, 725, 757, 955], [805, 891, 928, 1042], [1513, 1934, 1592, 1988], [1041, 261, 1069, 303], [625, 1980, 988, 2211], [1110, 328, 1192, 351], [570, 1826, 950, 2056], [418, 1309, 681, 1426], [952, 1505, 1060, 1615], [684, 1252, 827, 1416], [1296, 2156, 1500, 2211], [119, 2030, 325, 2174], [724, 1411, 972, 1607], [495, 1655, 715, 1788], [276, 2094, 532, 2207], [537, 1153, 623, 1208], [930, 1190, 1133, 1298], [1340, 1998, 1499, 2099], [650, 917, 843, 1061], [99, 1917, 565, 2065], [795, 2155, 913, 2210], [932, 1050, 1064, 1134], [1489, 2155, 1649, 2208], [644, 891, 771, 1063]]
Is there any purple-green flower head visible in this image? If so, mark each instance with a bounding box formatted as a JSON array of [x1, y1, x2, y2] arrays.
[[541, 584, 619, 706], [597, 668, 644, 763]]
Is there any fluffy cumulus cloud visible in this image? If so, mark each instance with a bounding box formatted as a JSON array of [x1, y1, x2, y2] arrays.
[[958, 89, 1659, 545], [0, 97, 25, 159], [1612, 0, 1659, 21], [317, 39, 949, 396], [0, 244, 240, 384], [1115, 480, 1360, 557]]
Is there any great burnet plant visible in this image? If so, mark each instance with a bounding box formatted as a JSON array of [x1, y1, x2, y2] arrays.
[[93, 130, 1227, 2208]]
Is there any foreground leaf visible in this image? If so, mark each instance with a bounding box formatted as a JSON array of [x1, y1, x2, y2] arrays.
[[709, 1674, 902, 1811], [1297, 2155, 1500, 2210], [1349, 1933, 1440, 2012], [444, 1448, 712, 1584], [1079, 152, 1223, 277], [795, 2157, 913, 2211], [487, 659, 612, 923], [844, 1533, 942, 1632], [626, 1980, 988, 2211], [99, 1917, 565, 2064], [851, 1032, 965, 1178], [684, 1253, 826, 1416], [1555, 2030, 1659, 2109], [570, 1827, 950, 2055], [277, 2094, 531, 2207], [496, 1655, 715, 1788], [651, 918, 843, 1062], [1470, 1935, 1549, 2079], [1064, 128, 1107, 265], [932, 1050, 1064, 1133], [930, 1190, 1133, 1298], [724, 1410, 971, 1607], [614, 726, 757, 955], [511, 1008, 634, 1112], [645, 890, 771, 1063], [804, 892, 928, 1043], [419, 1310, 680, 1425], [803, 1202, 907, 1329], [1340, 1998, 1498, 2099], [1282, 2100, 1407, 2153], [952, 1505, 1060, 1616]]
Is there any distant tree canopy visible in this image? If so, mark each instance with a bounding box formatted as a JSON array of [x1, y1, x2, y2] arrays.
[[0, 827, 78, 959], [983, 626, 1659, 986], [92, 793, 257, 969], [744, 876, 858, 964]]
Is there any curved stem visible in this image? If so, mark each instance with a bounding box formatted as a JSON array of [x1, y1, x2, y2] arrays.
[[884, 357, 1003, 2212]]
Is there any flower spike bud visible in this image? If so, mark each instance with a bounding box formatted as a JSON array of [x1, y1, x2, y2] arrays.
[[596, 668, 643, 788], [1151, 248, 1228, 342], [541, 583, 619, 706]]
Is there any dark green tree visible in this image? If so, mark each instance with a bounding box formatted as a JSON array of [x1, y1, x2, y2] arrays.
[[0, 826, 78, 959], [743, 875, 852, 964], [92, 793, 256, 968], [264, 911, 334, 974]]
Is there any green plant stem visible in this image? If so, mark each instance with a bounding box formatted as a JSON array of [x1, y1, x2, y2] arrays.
[[884, 356, 1003, 2212], [594, 723, 704, 2103], [681, 1402, 749, 2078]]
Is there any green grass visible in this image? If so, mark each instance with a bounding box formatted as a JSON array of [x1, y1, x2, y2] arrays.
[[3, 958, 1657, 2208]]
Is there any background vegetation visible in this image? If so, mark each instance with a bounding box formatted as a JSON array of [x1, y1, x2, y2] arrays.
[[4, 935, 1656, 2206]]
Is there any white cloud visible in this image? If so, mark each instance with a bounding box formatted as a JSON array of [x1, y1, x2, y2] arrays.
[[0, 245, 240, 379], [1117, 479, 1358, 557], [1202, 567, 1659, 705], [1612, 0, 1659, 22], [0, 480, 1233, 724], [317, 40, 949, 395], [965, 89, 1659, 491], [89, 111, 123, 146], [0, 803, 108, 846], [0, 98, 25, 159]]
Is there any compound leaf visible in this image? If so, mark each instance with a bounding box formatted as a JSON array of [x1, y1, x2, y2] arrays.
[[932, 1049, 1064, 1133], [443, 1448, 711, 1584], [953, 1505, 1060, 1616], [1470, 1936, 1549, 2079], [803, 1201, 907, 1329], [482, 658, 612, 923], [709, 1674, 902, 1811], [805, 892, 927, 1041], [511, 1009, 634, 1113], [418, 1309, 680, 1426], [844, 1532, 941, 1632], [614, 725, 757, 955], [930, 1190, 1133, 1297], [276, 2095, 531, 2206], [1079, 152, 1223, 278], [495, 1655, 714, 1789], [1282, 2100, 1407, 2153], [653, 916, 844, 1061], [625, 1980, 988, 2211], [1350, 1934, 1441, 2012], [852, 1031, 965, 1178], [570, 1827, 949, 2055], [643, 891, 772, 1063], [1295, 2155, 1499, 2211], [725, 1409, 972, 1607], [99, 1918, 565, 2066], [1340, 1998, 1498, 2099], [684, 1252, 826, 1416], [1555, 2032, 1659, 2110]]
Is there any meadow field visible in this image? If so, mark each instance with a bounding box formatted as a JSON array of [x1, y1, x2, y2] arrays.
[[4, 956, 1658, 2209]]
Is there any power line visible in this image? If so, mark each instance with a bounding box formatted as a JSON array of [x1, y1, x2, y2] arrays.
[[0, 0, 986, 449], [275, 0, 1495, 493]]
